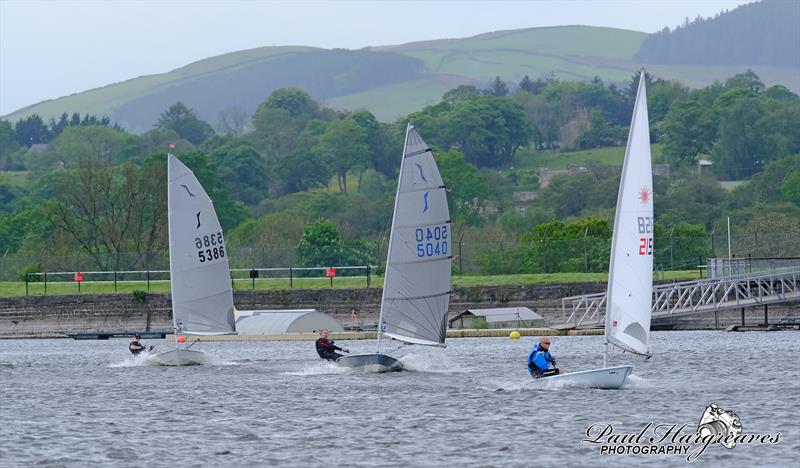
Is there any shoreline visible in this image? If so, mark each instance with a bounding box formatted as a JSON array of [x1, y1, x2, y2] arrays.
[[0, 328, 604, 340]]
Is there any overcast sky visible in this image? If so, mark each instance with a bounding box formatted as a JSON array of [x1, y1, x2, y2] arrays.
[[0, 0, 751, 115]]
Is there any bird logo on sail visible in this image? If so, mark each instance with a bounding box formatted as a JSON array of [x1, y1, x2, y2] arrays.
[[638, 186, 650, 206], [195, 212, 201, 229], [415, 163, 427, 182], [180, 184, 196, 197], [422, 192, 429, 213]]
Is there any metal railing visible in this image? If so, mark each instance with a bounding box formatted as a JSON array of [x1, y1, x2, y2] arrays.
[[561, 267, 800, 328], [23, 265, 375, 295]]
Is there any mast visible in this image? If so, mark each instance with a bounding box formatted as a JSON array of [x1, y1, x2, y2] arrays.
[[166, 144, 179, 346], [376, 124, 412, 353]]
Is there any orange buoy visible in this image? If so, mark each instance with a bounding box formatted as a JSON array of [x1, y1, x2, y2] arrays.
[[176, 336, 187, 343]]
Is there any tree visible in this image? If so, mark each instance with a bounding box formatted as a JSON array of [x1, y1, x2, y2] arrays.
[[435, 150, 488, 224], [725, 69, 765, 93], [440, 96, 530, 167], [49, 159, 166, 270], [217, 106, 250, 137], [297, 219, 342, 268], [14, 114, 50, 146], [211, 144, 269, 205], [156, 102, 214, 145], [227, 212, 305, 267], [518, 75, 546, 95], [54, 125, 139, 166], [313, 117, 370, 193], [442, 85, 482, 103], [661, 98, 718, 166], [263, 88, 319, 118], [487, 76, 509, 97], [273, 149, 333, 195], [783, 170, 800, 206]]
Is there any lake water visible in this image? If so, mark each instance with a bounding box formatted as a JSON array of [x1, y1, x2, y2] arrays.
[[0, 331, 797, 467]]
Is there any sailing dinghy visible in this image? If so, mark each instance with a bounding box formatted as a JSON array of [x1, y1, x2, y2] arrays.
[[149, 149, 236, 366], [544, 70, 653, 389], [335, 124, 452, 372]]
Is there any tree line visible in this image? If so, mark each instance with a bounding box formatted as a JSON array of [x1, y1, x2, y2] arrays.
[[1, 70, 798, 278]]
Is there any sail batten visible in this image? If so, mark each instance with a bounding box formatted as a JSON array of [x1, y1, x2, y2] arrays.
[[378, 125, 451, 347], [605, 71, 653, 356], [167, 153, 236, 335]]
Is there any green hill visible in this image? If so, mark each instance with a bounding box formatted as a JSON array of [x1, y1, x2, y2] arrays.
[[4, 24, 798, 131]]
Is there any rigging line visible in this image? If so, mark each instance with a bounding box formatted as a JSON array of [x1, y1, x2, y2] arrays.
[[400, 185, 447, 195], [383, 290, 451, 301], [387, 256, 452, 266], [405, 148, 431, 158]]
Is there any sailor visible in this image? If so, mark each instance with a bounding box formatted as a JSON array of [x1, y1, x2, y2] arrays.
[[527, 336, 562, 378], [129, 334, 153, 355], [315, 329, 349, 361]]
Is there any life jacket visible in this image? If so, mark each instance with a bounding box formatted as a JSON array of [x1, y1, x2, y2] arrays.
[[527, 344, 553, 376]]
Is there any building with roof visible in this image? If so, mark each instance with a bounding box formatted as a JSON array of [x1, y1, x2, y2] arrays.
[[235, 309, 344, 334], [448, 307, 545, 329]]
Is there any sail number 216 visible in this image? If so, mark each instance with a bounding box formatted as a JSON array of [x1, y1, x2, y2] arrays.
[[415, 225, 448, 258]]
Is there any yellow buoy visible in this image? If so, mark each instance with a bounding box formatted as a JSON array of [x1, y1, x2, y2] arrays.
[[509, 330, 521, 339]]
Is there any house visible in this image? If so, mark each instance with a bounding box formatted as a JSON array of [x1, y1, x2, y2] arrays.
[[448, 307, 545, 329]]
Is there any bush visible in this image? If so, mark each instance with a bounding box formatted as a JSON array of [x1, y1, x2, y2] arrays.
[[131, 290, 147, 302], [18, 263, 41, 282], [471, 316, 489, 329]]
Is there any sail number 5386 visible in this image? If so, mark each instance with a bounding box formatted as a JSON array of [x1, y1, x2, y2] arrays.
[[416, 225, 448, 258], [195, 231, 225, 263]]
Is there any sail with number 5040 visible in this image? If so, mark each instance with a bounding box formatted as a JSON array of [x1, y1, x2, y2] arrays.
[[378, 124, 452, 347]]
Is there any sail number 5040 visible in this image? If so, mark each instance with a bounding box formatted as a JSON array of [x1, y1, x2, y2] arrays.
[[415, 225, 448, 258]]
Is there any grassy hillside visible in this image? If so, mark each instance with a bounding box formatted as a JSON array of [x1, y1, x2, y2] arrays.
[[4, 24, 798, 130], [514, 145, 664, 171]]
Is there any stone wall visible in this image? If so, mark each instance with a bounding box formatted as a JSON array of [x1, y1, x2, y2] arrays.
[[1, 283, 798, 337]]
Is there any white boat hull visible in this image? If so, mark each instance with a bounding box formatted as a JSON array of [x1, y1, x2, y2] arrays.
[[149, 349, 208, 366], [537, 365, 633, 389], [335, 353, 403, 373]]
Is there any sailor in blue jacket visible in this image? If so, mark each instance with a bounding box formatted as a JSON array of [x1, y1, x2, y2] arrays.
[[527, 336, 562, 378]]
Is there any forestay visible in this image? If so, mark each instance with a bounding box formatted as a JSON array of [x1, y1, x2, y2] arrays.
[[379, 125, 452, 347], [167, 153, 236, 335], [605, 72, 653, 355]]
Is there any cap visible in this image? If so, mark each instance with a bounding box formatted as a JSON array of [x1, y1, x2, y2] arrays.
[[134, 334, 141, 339]]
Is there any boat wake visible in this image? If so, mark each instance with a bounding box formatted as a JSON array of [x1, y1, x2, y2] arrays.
[[283, 360, 351, 376], [108, 352, 237, 367], [398, 350, 467, 374], [622, 373, 649, 388]]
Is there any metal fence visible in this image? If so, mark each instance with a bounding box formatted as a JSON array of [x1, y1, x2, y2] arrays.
[[21, 265, 374, 296], [3, 230, 798, 282]]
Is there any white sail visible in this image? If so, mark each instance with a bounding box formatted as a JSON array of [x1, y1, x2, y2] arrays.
[[378, 125, 451, 347], [605, 71, 653, 355], [167, 153, 236, 335]]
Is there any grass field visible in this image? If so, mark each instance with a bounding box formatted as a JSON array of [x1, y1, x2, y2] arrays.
[[0, 270, 701, 298], [513, 144, 664, 171]]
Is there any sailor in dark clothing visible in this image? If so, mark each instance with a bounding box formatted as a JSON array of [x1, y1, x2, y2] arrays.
[[527, 336, 562, 378], [315, 329, 349, 361], [129, 334, 153, 355]]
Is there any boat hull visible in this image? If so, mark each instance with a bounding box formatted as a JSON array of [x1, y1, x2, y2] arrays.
[[149, 349, 208, 366], [335, 353, 403, 373], [537, 365, 633, 389]]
